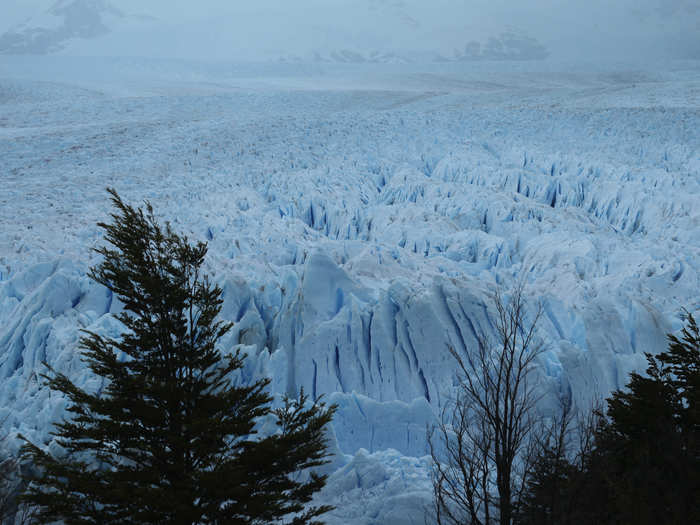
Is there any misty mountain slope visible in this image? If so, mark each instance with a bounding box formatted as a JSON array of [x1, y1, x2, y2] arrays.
[[3, 0, 697, 62], [0, 0, 547, 61], [1, 60, 699, 524], [0, 0, 135, 55]]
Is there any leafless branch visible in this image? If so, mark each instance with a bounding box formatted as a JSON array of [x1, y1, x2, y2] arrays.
[[429, 282, 545, 525]]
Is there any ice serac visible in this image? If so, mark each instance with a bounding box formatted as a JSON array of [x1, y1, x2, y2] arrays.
[[1, 61, 699, 523]]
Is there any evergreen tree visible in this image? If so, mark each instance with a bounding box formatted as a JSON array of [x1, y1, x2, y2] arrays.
[[659, 311, 699, 444], [595, 312, 699, 524], [518, 311, 700, 525], [515, 402, 607, 525], [20, 189, 336, 524], [516, 446, 576, 525]]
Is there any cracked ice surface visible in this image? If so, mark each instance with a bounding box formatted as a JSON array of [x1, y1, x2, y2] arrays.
[[1, 58, 699, 523]]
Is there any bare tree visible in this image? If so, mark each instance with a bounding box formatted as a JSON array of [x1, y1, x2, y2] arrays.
[[429, 284, 544, 525]]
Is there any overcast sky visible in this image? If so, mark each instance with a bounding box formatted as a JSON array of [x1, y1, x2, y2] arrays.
[[2, 0, 699, 61]]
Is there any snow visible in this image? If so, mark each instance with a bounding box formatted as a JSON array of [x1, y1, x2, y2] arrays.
[[1, 56, 700, 523], [321, 448, 433, 525]]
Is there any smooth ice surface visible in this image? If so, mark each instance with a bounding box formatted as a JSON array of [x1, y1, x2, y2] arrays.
[[1, 57, 699, 523]]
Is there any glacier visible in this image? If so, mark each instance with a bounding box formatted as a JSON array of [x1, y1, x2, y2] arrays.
[[1, 57, 699, 523]]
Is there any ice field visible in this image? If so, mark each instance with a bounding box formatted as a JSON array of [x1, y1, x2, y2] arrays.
[[1, 57, 700, 523]]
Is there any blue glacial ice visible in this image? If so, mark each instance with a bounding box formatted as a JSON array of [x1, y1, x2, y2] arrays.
[[1, 58, 699, 523]]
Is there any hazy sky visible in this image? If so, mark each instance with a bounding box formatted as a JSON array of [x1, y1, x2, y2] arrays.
[[2, 0, 699, 61]]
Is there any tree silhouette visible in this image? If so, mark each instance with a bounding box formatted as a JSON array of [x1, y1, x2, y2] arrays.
[[21, 189, 336, 524]]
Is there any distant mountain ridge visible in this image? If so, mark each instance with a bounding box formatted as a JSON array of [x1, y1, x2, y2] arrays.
[[451, 32, 549, 61], [0, 0, 145, 54], [0, 0, 550, 62], [0, 0, 694, 61], [283, 33, 549, 65]]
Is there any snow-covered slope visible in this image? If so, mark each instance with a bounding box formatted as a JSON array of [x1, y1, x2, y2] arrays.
[[0, 0, 151, 55], [1, 58, 699, 523]]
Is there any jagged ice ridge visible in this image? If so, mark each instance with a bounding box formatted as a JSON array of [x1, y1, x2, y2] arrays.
[[1, 59, 699, 523]]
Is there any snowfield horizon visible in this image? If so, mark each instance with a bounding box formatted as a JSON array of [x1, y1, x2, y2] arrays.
[[1, 56, 699, 524]]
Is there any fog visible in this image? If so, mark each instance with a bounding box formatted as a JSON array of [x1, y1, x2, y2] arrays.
[[1, 0, 699, 63]]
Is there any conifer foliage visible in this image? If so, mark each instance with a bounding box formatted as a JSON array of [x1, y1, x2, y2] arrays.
[[517, 311, 700, 525], [21, 189, 336, 524], [594, 311, 700, 524]]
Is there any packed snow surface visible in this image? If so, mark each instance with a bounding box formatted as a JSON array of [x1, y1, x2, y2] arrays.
[[1, 57, 699, 523]]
